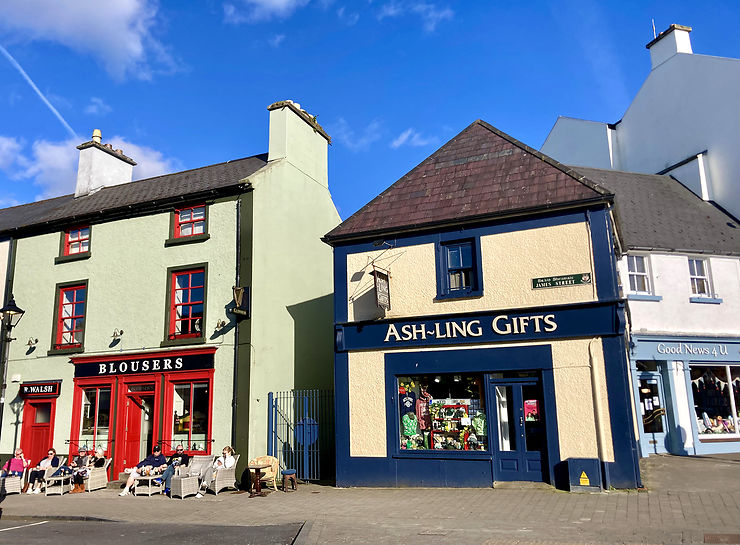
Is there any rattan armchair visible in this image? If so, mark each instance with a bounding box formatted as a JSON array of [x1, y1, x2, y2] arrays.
[[0, 467, 28, 495], [170, 454, 213, 499], [206, 454, 240, 495], [84, 458, 111, 492]]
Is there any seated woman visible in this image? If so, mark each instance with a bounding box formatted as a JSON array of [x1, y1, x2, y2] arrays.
[[1, 448, 31, 477], [71, 446, 106, 493], [26, 448, 60, 494], [195, 446, 235, 498], [52, 447, 89, 479]]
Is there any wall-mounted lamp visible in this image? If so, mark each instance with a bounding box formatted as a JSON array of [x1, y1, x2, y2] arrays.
[[215, 319, 227, 329], [112, 329, 124, 339], [0, 295, 25, 341], [26, 338, 38, 347]]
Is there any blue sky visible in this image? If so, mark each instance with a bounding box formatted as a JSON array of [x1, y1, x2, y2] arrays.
[[0, 1, 738, 219]]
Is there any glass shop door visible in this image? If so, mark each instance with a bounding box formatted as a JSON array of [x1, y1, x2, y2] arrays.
[[488, 377, 547, 482], [637, 374, 668, 454]]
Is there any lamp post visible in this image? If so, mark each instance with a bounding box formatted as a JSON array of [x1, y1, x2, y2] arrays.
[[0, 295, 25, 444]]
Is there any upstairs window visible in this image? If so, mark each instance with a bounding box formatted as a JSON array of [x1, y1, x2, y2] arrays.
[[627, 255, 652, 294], [436, 238, 483, 298], [64, 227, 90, 255], [175, 205, 206, 238], [169, 268, 205, 340], [54, 284, 86, 351], [689, 258, 712, 297]]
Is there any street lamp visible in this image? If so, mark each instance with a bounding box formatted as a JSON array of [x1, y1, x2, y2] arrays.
[[0, 294, 25, 443]]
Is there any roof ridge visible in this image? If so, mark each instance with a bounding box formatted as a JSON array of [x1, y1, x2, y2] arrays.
[[473, 120, 612, 197]]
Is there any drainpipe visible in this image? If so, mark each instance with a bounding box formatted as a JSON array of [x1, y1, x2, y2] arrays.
[[231, 197, 241, 448]]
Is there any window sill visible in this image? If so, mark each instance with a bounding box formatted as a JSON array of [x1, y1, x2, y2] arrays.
[[392, 450, 491, 460], [160, 336, 207, 348], [698, 435, 740, 443], [434, 291, 483, 302], [164, 234, 210, 247], [54, 252, 91, 265], [47, 346, 84, 356], [689, 297, 723, 305], [627, 294, 662, 302]]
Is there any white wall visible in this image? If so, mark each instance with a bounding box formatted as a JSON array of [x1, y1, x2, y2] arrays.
[[617, 252, 740, 336], [541, 117, 615, 170]]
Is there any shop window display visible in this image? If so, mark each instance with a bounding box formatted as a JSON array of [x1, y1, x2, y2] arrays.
[[80, 387, 111, 451], [397, 374, 487, 451], [172, 382, 209, 450], [691, 365, 740, 436]]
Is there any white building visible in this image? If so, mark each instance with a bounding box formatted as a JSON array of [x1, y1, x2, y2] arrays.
[[542, 24, 740, 222]]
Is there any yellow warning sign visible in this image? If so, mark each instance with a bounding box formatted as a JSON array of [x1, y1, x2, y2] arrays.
[[579, 471, 590, 486]]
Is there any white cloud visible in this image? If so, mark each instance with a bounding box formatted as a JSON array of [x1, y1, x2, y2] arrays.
[[377, 2, 452, 31], [0, 134, 179, 200], [269, 34, 286, 47], [0, 0, 178, 81], [0, 136, 23, 172], [84, 97, 113, 116], [329, 118, 383, 152], [223, 0, 310, 23], [337, 6, 360, 25], [390, 128, 439, 149]]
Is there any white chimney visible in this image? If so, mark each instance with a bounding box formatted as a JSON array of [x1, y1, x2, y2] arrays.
[[75, 129, 136, 198], [646, 24, 693, 70], [267, 100, 330, 188]]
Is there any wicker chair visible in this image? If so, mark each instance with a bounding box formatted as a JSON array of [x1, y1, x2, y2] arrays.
[[206, 454, 240, 495], [41, 457, 69, 496], [0, 467, 28, 495], [247, 455, 279, 492], [170, 455, 213, 499], [84, 458, 112, 492]]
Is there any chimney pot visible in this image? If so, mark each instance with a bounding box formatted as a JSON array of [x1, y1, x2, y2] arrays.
[[92, 129, 102, 144]]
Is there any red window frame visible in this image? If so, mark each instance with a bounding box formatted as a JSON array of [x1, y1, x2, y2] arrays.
[[169, 269, 205, 339], [162, 370, 214, 455], [71, 383, 113, 455], [174, 205, 206, 238], [64, 226, 90, 255], [55, 285, 86, 349]]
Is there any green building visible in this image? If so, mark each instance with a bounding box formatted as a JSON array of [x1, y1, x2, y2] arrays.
[[0, 101, 339, 478]]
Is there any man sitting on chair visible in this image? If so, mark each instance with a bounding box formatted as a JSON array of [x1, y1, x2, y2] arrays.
[[118, 445, 167, 496], [157, 444, 190, 496]]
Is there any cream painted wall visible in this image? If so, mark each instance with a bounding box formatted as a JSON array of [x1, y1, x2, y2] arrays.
[[618, 253, 740, 336], [246, 158, 340, 460], [0, 238, 9, 302], [346, 222, 597, 322], [0, 199, 238, 454], [346, 338, 615, 463]]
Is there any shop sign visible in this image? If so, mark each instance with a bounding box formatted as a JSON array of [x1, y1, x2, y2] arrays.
[[532, 273, 591, 290], [336, 300, 624, 351], [372, 268, 390, 311], [20, 381, 60, 398], [74, 351, 215, 378], [656, 342, 729, 358]]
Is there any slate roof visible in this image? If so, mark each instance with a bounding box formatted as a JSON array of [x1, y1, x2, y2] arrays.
[[324, 120, 611, 243], [0, 154, 268, 236], [571, 166, 740, 256]]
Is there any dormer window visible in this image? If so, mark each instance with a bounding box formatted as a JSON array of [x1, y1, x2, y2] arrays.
[[65, 227, 90, 255]]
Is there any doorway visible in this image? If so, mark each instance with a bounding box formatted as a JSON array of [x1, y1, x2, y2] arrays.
[[489, 375, 547, 482], [121, 387, 155, 468], [637, 374, 668, 454], [21, 400, 56, 465]]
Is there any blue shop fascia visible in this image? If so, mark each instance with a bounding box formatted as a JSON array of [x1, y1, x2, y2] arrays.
[[324, 120, 641, 490], [630, 334, 740, 457]]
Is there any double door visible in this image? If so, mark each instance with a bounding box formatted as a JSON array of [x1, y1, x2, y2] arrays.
[[119, 389, 156, 471], [489, 377, 547, 482]]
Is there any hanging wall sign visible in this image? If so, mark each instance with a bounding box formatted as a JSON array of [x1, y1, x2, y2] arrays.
[[73, 350, 215, 378], [20, 381, 61, 398], [372, 268, 391, 311], [532, 273, 591, 290]]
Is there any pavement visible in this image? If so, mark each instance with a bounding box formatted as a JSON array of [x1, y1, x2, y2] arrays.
[[1, 454, 740, 544]]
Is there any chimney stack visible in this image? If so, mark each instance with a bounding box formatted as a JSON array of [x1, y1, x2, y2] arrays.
[[646, 24, 692, 70], [75, 129, 136, 198], [267, 100, 330, 188]]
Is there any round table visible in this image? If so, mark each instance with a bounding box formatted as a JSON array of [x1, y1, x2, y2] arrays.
[[248, 463, 270, 498]]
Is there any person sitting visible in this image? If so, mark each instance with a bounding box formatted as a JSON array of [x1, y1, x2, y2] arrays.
[[158, 444, 190, 496], [71, 446, 106, 493], [52, 446, 89, 480], [2, 447, 31, 478], [26, 448, 60, 494], [195, 446, 235, 498], [118, 445, 167, 496]]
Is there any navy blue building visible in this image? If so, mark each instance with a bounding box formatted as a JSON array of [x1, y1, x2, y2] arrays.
[[324, 121, 641, 489]]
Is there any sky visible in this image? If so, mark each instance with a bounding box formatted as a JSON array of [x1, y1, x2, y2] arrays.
[[0, 1, 738, 220]]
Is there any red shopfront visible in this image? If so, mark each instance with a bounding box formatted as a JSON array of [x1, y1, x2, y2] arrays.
[[70, 347, 216, 476], [19, 381, 62, 466]]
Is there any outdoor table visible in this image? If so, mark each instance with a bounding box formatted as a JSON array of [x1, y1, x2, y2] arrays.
[[248, 463, 270, 498], [45, 473, 72, 496], [134, 474, 163, 496]]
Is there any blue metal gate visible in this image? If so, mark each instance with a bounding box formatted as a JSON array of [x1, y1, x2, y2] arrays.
[[267, 389, 334, 482]]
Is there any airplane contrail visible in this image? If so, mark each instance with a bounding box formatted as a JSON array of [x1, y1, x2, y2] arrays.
[[0, 44, 78, 140]]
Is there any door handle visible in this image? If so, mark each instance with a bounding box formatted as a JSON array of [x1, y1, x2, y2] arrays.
[[520, 416, 524, 427]]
